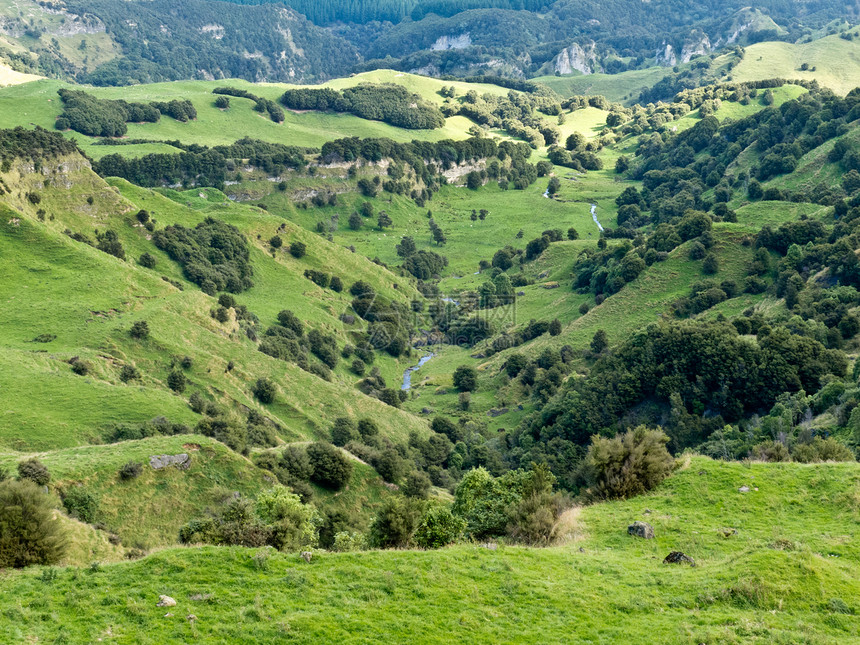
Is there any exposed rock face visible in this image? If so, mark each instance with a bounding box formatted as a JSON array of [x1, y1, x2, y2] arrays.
[[627, 521, 655, 539], [656, 42, 677, 67], [430, 33, 472, 51], [680, 30, 711, 63], [149, 454, 191, 470], [553, 41, 602, 75]]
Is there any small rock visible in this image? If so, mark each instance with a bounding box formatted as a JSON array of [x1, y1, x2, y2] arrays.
[[643, 509, 652, 514], [189, 593, 212, 601], [486, 407, 509, 418], [628, 521, 655, 539], [421, 407, 433, 415], [186, 615, 197, 622], [150, 454, 191, 471], [301, 551, 313, 563], [479, 542, 498, 551], [663, 552, 695, 567], [156, 595, 176, 607], [517, 291, 525, 296], [163, 613, 173, 618], [738, 485, 750, 493], [719, 528, 738, 538], [578, 547, 585, 553]]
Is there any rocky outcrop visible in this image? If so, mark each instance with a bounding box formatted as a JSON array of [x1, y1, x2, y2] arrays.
[[656, 42, 677, 67], [430, 34, 472, 51], [627, 521, 655, 539], [680, 30, 711, 63], [663, 551, 696, 566], [149, 454, 191, 470], [553, 41, 602, 75]]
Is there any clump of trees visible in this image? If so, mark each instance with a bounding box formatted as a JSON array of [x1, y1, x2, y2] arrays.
[[153, 217, 254, 294], [55, 89, 196, 137], [282, 84, 445, 130]]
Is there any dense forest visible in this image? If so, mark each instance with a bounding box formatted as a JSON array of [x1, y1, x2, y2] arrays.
[[63, 0, 358, 85]]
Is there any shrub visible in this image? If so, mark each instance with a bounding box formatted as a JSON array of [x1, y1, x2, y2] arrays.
[[373, 447, 405, 483], [255, 487, 320, 550], [752, 440, 790, 462], [578, 426, 674, 501], [331, 417, 359, 446], [792, 437, 854, 463], [118, 461, 143, 481], [167, 370, 186, 393], [370, 497, 424, 548], [70, 358, 90, 376], [17, 459, 50, 486], [129, 320, 150, 340], [252, 377, 276, 404], [507, 463, 563, 545], [332, 531, 368, 552], [269, 235, 283, 249], [452, 467, 526, 539], [549, 319, 562, 336], [138, 252, 156, 269], [414, 505, 465, 549], [307, 442, 352, 490], [119, 364, 140, 382], [357, 418, 379, 440], [402, 470, 432, 499], [452, 365, 478, 392], [289, 241, 306, 258], [351, 358, 366, 375], [62, 486, 99, 523], [330, 276, 343, 292], [0, 480, 67, 568]]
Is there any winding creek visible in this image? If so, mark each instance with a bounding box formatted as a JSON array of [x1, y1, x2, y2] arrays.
[[401, 353, 436, 391], [591, 203, 604, 232], [400, 203, 605, 392]]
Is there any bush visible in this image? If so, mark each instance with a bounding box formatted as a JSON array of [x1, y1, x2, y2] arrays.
[[129, 320, 150, 340], [307, 442, 352, 490], [578, 426, 674, 501], [252, 377, 276, 404], [370, 497, 424, 548], [62, 486, 99, 524], [119, 364, 140, 383], [331, 417, 359, 446], [70, 358, 90, 376], [373, 447, 405, 483], [358, 418, 379, 440], [402, 470, 432, 499], [414, 505, 465, 549], [17, 459, 50, 486], [351, 358, 366, 375], [0, 480, 67, 568], [507, 463, 563, 545], [119, 461, 143, 481], [167, 370, 186, 393], [290, 241, 306, 258], [138, 252, 156, 269], [792, 437, 854, 463], [269, 235, 283, 249], [452, 365, 478, 392]]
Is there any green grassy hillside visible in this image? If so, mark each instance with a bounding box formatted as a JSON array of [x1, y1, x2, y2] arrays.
[[0, 71, 514, 158], [0, 435, 271, 551], [0, 154, 431, 450], [723, 30, 860, 97], [2, 457, 858, 644]]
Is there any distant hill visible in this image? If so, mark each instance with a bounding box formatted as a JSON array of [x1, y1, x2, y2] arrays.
[[0, 0, 858, 87]]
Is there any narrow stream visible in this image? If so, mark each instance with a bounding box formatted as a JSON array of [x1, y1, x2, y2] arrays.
[[401, 353, 436, 391], [591, 203, 604, 232]]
